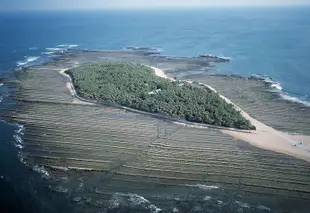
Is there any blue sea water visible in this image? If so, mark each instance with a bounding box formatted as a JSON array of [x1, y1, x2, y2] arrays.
[[1, 7, 310, 99], [0, 7, 310, 212]]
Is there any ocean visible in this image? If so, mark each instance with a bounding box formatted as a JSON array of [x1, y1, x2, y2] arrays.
[[0, 7, 310, 212]]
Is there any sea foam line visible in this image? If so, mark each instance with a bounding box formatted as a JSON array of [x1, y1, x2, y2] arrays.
[[16, 56, 39, 67], [45, 44, 79, 54], [46, 48, 64, 51], [15, 124, 25, 135], [280, 93, 310, 107], [109, 193, 162, 213], [235, 200, 250, 208], [13, 135, 23, 144], [13, 123, 25, 149], [42, 51, 55, 55], [17, 151, 27, 165], [32, 165, 50, 178], [252, 74, 310, 107], [56, 44, 78, 48], [185, 184, 219, 190], [203, 196, 212, 201]]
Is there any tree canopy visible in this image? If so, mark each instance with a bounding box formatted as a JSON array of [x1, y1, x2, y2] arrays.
[[66, 62, 255, 130]]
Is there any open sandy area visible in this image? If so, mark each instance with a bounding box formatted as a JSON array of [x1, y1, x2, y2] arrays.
[[150, 66, 310, 162]]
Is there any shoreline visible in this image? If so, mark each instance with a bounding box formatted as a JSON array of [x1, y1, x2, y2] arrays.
[[61, 65, 310, 162], [8, 52, 310, 212], [59, 68, 251, 133], [150, 66, 310, 162]]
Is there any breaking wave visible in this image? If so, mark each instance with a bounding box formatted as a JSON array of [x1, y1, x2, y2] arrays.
[[46, 47, 64, 52], [251, 74, 310, 107], [172, 207, 179, 213], [185, 184, 219, 190], [15, 124, 25, 135], [257, 205, 271, 211], [108, 193, 162, 213], [16, 56, 39, 67], [56, 44, 79, 48], [32, 165, 50, 178], [14, 144, 24, 149], [235, 200, 250, 208], [17, 151, 27, 165], [44, 44, 79, 55], [13, 135, 23, 149], [13, 124, 25, 149], [203, 196, 212, 201], [42, 51, 54, 55], [280, 93, 310, 107]]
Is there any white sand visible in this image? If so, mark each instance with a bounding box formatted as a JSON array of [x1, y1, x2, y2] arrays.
[[151, 66, 175, 81], [59, 68, 95, 105], [150, 66, 310, 162]]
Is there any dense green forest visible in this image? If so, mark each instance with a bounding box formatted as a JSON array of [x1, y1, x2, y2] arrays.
[[66, 62, 255, 130]]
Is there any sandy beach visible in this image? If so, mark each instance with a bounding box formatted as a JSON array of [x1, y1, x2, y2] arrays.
[[150, 66, 310, 162], [59, 68, 95, 105]]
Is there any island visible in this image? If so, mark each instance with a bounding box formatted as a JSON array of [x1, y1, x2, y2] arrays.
[[65, 62, 255, 130], [5, 49, 310, 213]]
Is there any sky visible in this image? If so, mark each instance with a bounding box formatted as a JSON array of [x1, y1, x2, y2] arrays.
[[1, 0, 310, 11]]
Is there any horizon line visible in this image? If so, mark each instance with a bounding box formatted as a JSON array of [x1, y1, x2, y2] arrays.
[[1, 4, 310, 12]]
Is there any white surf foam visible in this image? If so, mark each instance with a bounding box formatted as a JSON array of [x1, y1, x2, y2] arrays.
[[280, 93, 310, 107], [46, 48, 64, 51], [270, 82, 283, 91], [12, 124, 25, 149], [15, 124, 25, 135], [13, 134, 23, 145], [17, 56, 39, 67], [0, 96, 3, 103], [45, 45, 79, 54], [0, 83, 3, 87], [235, 201, 250, 208], [17, 151, 27, 165], [203, 196, 211, 201], [25, 56, 39, 62], [32, 165, 50, 177], [186, 184, 219, 190], [13, 134, 24, 150], [29, 47, 38, 50], [42, 51, 55, 55], [128, 193, 150, 205], [172, 207, 179, 213], [14, 144, 24, 149], [252, 74, 282, 91], [55, 44, 78, 49], [56, 44, 68, 47], [68, 44, 78, 48], [110, 193, 162, 212], [252, 74, 310, 107], [109, 194, 121, 209], [257, 205, 271, 211]]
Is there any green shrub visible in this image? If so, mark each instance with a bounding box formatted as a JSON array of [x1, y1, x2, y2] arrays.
[[66, 62, 255, 130]]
